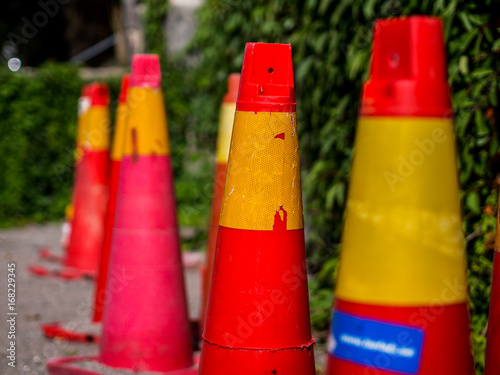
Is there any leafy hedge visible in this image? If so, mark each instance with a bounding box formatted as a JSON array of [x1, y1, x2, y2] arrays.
[[0, 64, 87, 226], [187, 0, 499, 372]]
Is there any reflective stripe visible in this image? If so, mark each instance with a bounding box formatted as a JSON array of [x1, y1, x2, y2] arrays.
[[336, 117, 467, 305], [123, 87, 170, 157], [80, 106, 110, 151], [220, 111, 303, 231]]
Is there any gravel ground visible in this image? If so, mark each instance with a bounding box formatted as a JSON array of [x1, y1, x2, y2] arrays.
[[0, 223, 99, 375], [0, 223, 202, 375], [0, 223, 326, 375]]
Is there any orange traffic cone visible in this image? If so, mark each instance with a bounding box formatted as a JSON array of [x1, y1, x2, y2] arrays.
[[325, 16, 474, 375], [200, 73, 240, 330], [485, 198, 500, 373], [62, 82, 110, 278], [92, 74, 130, 323], [199, 42, 315, 374]]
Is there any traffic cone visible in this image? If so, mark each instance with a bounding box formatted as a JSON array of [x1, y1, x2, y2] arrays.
[[200, 73, 240, 330], [92, 74, 130, 323], [485, 194, 500, 373], [38, 77, 131, 344], [61, 82, 110, 278], [29, 84, 108, 279], [199, 42, 315, 374], [55, 84, 93, 259], [98, 54, 195, 372], [326, 16, 474, 375], [37, 85, 92, 264]]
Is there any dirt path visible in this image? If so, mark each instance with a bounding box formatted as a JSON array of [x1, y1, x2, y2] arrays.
[[0, 224, 99, 374]]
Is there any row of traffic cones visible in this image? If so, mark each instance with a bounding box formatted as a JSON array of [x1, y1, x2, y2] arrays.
[[35, 14, 500, 375], [38, 80, 127, 343]]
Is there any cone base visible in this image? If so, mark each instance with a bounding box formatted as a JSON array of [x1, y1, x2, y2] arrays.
[[100, 155, 193, 373], [41, 322, 99, 343], [47, 355, 199, 375], [326, 299, 474, 375], [39, 247, 63, 262], [199, 339, 315, 375], [28, 265, 96, 280]]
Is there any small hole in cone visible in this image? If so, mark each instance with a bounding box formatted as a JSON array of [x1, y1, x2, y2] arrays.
[[389, 52, 400, 68], [268, 67, 274, 73]]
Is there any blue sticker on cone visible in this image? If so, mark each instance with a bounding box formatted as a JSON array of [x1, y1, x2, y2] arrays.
[[329, 310, 424, 374]]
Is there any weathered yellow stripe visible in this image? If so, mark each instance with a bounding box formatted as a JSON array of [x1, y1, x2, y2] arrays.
[[80, 106, 110, 151], [110, 103, 128, 161], [123, 87, 170, 157], [336, 117, 468, 305], [216, 103, 236, 163], [219, 111, 303, 231]]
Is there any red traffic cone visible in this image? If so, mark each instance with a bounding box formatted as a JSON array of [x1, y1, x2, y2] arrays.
[[326, 16, 474, 375], [63, 83, 110, 278], [199, 42, 315, 374], [36, 85, 92, 264], [485, 194, 500, 373], [201, 73, 240, 330], [98, 54, 196, 372], [92, 74, 130, 323]]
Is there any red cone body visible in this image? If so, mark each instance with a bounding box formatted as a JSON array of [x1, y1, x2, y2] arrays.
[[201, 73, 240, 330], [64, 83, 110, 275], [326, 17, 474, 375], [92, 74, 130, 322], [199, 43, 315, 374], [99, 54, 195, 373]]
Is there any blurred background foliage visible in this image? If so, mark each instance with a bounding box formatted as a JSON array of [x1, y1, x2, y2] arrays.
[[0, 0, 499, 372]]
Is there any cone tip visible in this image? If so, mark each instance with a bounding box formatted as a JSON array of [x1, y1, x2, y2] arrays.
[[119, 74, 130, 104], [130, 54, 161, 88], [237, 42, 295, 112], [87, 82, 109, 106], [361, 16, 452, 117], [81, 84, 91, 98]]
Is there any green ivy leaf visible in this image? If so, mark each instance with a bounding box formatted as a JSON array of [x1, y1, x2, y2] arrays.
[[466, 191, 481, 214]]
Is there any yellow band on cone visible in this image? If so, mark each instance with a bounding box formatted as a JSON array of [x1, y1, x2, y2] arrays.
[[336, 116, 467, 305], [123, 87, 170, 157], [80, 106, 110, 151], [111, 103, 128, 161], [219, 111, 303, 231], [216, 103, 236, 163]]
